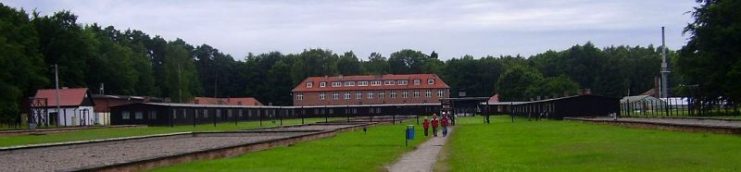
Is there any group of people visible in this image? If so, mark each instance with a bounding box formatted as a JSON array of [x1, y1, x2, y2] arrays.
[[422, 113, 450, 137]]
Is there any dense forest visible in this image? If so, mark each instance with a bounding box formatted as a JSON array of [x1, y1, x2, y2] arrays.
[[1, 0, 738, 122]]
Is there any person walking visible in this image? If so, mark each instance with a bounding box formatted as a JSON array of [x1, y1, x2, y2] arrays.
[[441, 115, 449, 137], [422, 117, 430, 136], [431, 114, 439, 137]]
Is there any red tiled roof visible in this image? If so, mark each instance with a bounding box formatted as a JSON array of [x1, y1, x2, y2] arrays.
[[292, 74, 450, 92], [192, 97, 263, 106], [34, 88, 89, 107], [488, 94, 500, 104]]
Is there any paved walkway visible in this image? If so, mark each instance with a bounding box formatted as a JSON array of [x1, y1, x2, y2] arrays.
[[387, 127, 453, 172]]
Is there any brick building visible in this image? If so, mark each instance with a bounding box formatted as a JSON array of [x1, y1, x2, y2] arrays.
[[292, 74, 450, 106]]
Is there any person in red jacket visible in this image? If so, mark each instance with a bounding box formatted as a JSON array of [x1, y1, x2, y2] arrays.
[[431, 114, 439, 137], [441, 115, 450, 137], [422, 117, 430, 136]]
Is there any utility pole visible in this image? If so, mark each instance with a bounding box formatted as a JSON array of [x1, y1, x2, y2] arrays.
[[660, 27, 671, 98], [54, 64, 63, 126], [178, 63, 182, 103]]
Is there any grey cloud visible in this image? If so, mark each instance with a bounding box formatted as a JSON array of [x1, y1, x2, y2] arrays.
[[2, 0, 695, 59]]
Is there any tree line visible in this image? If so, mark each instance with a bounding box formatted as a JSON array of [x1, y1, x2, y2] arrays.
[[2, 0, 738, 123]]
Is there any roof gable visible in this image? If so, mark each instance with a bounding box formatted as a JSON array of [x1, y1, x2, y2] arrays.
[[34, 88, 90, 107]]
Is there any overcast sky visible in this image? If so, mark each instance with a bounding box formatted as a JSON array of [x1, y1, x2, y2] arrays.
[[3, 0, 696, 60]]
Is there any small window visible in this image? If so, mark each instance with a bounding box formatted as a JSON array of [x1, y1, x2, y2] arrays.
[[344, 92, 351, 100], [438, 90, 444, 97], [426, 90, 432, 98], [371, 81, 382, 86], [296, 93, 304, 100], [320, 93, 326, 100], [358, 81, 369, 86], [332, 81, 341, 87], [402, 91, 409, 98], [379, 92, 385, 99], [368, 92, 374, 99], [135, 112, 143, 120], [413, 79, 421, 85], [356, 92, 362, 99], [385, 80, 396, 85], [428, 79, 435, 85], [149, 110, 157, 119], [122, 111, 130, 119], [398, 80, 408, 85], [333, 92, 339, 100], [320, 81, 327, 87], [414, 91, 420, 97], [306, 82, 313, 88], [344, 81, 355, 86], [391, 91, 397, 98]]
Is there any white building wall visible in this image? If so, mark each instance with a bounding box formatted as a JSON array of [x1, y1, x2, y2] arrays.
[[45, 106, 96, 126]]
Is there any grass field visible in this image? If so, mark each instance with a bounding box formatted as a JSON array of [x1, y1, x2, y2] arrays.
[[152, 120, 429, 172], [0, 118, 339, 147], [441, 116, 741, 171]]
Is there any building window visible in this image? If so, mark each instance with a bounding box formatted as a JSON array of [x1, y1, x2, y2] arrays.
[[344, 92, 351, 100], [320, 81, 327, 87], [149, 110, 157, 119], [356, 92, 362, 99], [344, 81, 355, 86], [136, 111, 143, 120], [319, 93, 326, 100], [402, 91, 409, 98], [426, 90, 432, 97], [203, 109, 208, 118], [379, 92, 385, 99], [414, 91, 420, 97], [296, 93, 304, 100], [306, 82, 313, 88], [438, 90, 444, 97], [384, 80, 395, 85], [428, 79, 435, 85], [398, 80, 408, 85], [358, 81, 369, 86], [414, 79, 421, 85], [122, 111, 130, 119], [390, 91, 397, 98], [332, 81, 341, 87], [333, 92, 339, 100], [368, 92, 374, 99], [371, 81, 382, 86]]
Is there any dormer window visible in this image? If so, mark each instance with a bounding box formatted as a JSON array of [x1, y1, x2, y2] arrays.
[[332, 81, 341, 87], [344, 81, 355, 86], [371, 80, 382, 86], [384, 80, 395, 85], [413, 79, 421, 85], [320, 81, 327, 87], [398, 80, 408, 85], [306, 82, 313, 88], [428, 79, 435, 85], [358, 81, 369, 86]]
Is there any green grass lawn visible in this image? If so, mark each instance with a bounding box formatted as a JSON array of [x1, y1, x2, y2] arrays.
[[442, 115, 741, 171], [152, 120, 429, 172], [0, 118, 339, 147]]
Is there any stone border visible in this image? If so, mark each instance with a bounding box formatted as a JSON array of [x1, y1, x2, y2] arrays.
[[565, 117, 741, 135], [0, 125, 144, 136], [0, 123, 325, 151], [83, 122, 376, 172]]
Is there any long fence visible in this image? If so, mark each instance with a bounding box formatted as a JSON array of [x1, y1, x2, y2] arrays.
[[620, 97, 739, 118]]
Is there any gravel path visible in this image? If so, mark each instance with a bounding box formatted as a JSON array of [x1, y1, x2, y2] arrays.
[[577, 117, 741, 128], [0, 123, 365, 172], [387, 128, 453, 172]]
